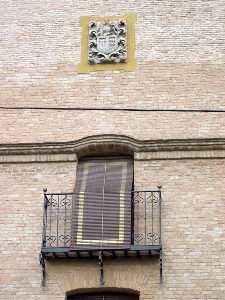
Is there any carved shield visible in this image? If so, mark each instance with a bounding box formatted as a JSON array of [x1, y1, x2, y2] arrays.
[[97, 34, 118, 55], [88, 20, 127, 64]]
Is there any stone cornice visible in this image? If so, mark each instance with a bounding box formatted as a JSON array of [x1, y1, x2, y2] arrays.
[[1, 135, 225, 162]]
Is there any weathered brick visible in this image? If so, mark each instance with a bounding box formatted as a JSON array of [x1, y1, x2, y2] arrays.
[[1, 0, 225, 299]]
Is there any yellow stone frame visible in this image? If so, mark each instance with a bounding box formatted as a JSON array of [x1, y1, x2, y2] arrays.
[[76, 161, 128, 245], [77, 14, 137, 73]]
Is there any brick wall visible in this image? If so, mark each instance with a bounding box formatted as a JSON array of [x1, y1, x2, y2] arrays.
[[1, 157, 225, 299], [135, 158, 225, 300], [1, 1, 225, 143], [1, 1, 225, 111], [1, 0, 225, 299]]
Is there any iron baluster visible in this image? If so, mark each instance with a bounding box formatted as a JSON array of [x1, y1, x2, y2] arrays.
[[144, 191, 147, 245], [151, 192, 154, 245], [158, 186, 162, 245], [56, 195, 59, 247], [42, 188, 48, 248], [49, 195, 52, 247], [64, 195, 67, 247], [131, 191, 134, 244]]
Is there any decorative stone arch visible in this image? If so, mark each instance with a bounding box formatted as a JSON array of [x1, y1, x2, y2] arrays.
[[66, 135, 141, 159], [75, 138, 134, 158]]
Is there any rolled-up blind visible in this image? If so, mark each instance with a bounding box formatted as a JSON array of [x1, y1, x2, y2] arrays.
[[71, 157, 133, 249], [68, 292, 139, 300]]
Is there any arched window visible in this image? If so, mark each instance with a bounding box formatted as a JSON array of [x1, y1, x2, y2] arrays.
[[67, 292, 139, 300]]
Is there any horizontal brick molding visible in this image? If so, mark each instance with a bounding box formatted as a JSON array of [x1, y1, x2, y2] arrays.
[[0, 153, 77, 163], [1, 135, 225, 163], [134, 150, 225, 160]]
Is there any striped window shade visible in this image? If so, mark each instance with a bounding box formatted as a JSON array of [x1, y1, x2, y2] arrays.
[[68, 293, 139, 300], [71, 157, 133, 249]]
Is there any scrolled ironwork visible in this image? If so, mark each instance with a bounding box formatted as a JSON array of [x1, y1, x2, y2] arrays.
[[146, 191, 160, 206], [59, 234, 72, 247], [42, 190, 161, 249], [147, 232, 160, 244], [60, 195, 72, 208], [46, 235, 57, 247], [48, 195, 58, 207], [133, 192, 144, 204], [134, 233, 145, 243]]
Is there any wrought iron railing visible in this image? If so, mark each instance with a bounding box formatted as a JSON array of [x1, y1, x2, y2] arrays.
[[42, 189, 161, 250]]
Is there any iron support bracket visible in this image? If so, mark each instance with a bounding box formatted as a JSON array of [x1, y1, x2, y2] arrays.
[[98, 251, 104, 287], [39, 252, 46, 287], [160, 248, 163, 284]]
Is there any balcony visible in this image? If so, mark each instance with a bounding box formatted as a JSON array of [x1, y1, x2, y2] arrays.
[[41, 190, 162, 259]]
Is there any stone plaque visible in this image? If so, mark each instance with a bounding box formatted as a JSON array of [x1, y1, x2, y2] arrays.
[[88, 20, 127, 64]]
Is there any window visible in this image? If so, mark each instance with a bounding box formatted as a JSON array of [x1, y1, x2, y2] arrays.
[[67, 292, 139, 300], [71, 157, 133, 249]]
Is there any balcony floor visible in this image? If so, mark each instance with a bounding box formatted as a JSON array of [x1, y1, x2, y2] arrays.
[[41, 244, 161, 259]]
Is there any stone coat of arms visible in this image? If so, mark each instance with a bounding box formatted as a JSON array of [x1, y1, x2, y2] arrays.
[[88, 20, 127, 64]]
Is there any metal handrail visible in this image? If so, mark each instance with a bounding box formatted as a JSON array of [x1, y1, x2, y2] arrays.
[[42, 189, 162, 249]]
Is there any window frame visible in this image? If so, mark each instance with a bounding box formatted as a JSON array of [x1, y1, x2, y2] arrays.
[[72, 156, 134, 248]]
